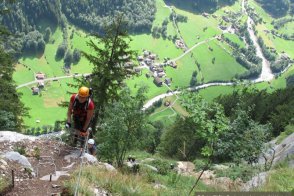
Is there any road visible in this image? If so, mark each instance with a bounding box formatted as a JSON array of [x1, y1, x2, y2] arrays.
[[16, 73, 90, 89], [171, 37, 217, 62], [143, 82, 235, 109]]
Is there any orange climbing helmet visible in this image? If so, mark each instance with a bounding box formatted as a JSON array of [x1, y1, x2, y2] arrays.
[[78, 86, 90, 97]]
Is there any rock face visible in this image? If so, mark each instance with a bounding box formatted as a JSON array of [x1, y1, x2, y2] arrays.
[[242, 172, 268, 191], [176, 161, 195, 175], [0, 131, 36, 142], [4, 151, 32, 168], [64, 150, 98, 163], [0, 131, 103, 195], [272, 133, 294, 165], [243, 133, 294, 191], [259, 132, 294, 167]]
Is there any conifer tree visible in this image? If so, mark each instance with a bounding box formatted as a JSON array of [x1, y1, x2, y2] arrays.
[[78, 15, 137, 133], [0, 1, 28, 131]]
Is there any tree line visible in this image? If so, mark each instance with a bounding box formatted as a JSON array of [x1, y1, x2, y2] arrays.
[[1, 0, 156, 58], [160, 85, 294, 164], [163, 0, 238, 13], [2, 0, 156, 34], [61, 0, 156, 34], [255, 0, 294, 18], [223, 26, 263, 80], [0, 8, 28, 131]]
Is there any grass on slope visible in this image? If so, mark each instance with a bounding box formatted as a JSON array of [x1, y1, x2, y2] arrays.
[[130, 34, 182, 61], [175, 8, 221, 48], [129, 0, 182, 61], [165, 55, 200, 89], [192, 40, 246, 82], [148, 95, 188, 126], [126, 69, 170, 99], [149, 108, 176, 127], [0, 176, 10, 194], [19, 78, 76, 128], [14, 27, 65, 85], [13, 63, 35, 85], [256, 166, 294, 192], [65, 165, 218, 195], [276, 124, 294, 144], [223, 33, 246, 48], [198, 85, 239, 102], [278, 21, 294, 35], [153, 0, 171, 28], [164, 39, 246, 89]]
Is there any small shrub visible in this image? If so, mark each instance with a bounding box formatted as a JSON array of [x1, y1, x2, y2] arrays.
[[167, 171, 181, 187], [142, 170, 156, 183], [33, 147, 40, 160], [215, 163, 260, 181], [150, 159, 170, 175], [0, 176, 10, 193], [15, 145, 26, 155], [257, 167, 294, 191], [273, 154, 294, 169], [193, 159, 210, 172]]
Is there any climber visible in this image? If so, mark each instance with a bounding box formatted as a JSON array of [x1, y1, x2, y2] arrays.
[[65, 86, 95, 147], [87, 138, 96, 156]]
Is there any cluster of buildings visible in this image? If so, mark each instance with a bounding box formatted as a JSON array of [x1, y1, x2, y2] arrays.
[[136, 50, 177, 87], [31, 72, 46, 95], [202, 13, 217, 19], [175, 39, 187, 50]]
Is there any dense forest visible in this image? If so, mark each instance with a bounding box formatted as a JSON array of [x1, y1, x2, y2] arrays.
[[1, 0, 156, 34], [163, 0, 238, 13], [255, 0, 294, 17], [159, 86, 294, 163], [1, 1, 63, 34], [61, 0, 156, 33], [1, 0, 156, 58], [0, 21, 28, 130]]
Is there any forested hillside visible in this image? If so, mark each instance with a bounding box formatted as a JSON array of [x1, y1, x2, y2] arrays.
[[255, 0, 294, 17], [1, 0, 156, 57], [163, 0, 238, 13], [62, 0, 156, 33], [2, 0, 156, 34], [2, 0, 63, 34], [0, 24, 28, 130]]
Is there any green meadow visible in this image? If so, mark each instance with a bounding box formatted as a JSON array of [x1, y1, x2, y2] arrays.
[[278, 21, 294, 35], [126, 69, 169, 99], [130, 34, 182, 61], [18, 78, 76, 127], [191, 40, 246, 82], [148, 95, 188, 126], [149, 107, 176, 126], [224, 33, 246, 48], [175, 8, 221, 48]]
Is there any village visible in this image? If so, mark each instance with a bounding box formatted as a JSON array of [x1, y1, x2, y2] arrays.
[[133, 49, 177, 87], [30, 50, 177, 97]]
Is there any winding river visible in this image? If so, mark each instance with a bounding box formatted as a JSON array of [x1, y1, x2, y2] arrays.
[[243, 0, 274, 82]]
